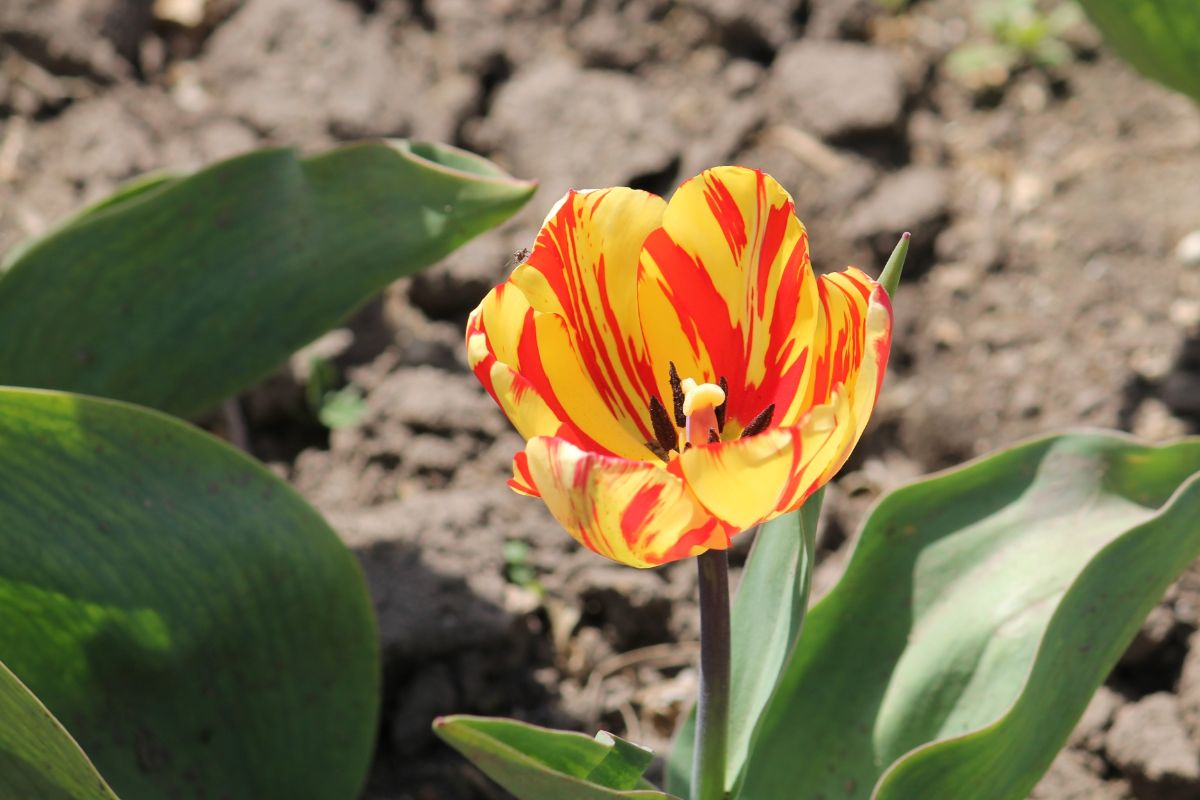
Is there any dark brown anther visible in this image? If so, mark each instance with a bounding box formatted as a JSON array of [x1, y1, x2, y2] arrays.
[[740, 403, 776, 439], [707, 428, 720, 444], [668, 361, 687, 428], [645, 440, 670, 463], [715, 376, 728, 432], [648, 395, 680, 453], [684, 442, 693, 451]]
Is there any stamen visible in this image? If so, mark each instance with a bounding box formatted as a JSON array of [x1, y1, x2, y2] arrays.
[[715, 376, 728, 432], [741, 403, 775, 438], [668, 362, 686, 428], [648, 396, 680, 454], [707, 428, 720, 444]]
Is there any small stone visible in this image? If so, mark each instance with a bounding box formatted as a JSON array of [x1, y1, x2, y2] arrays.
[[1031, 748, 1131, 799], [475, 59, 680, 203], [1009, 171, 1049, 216], [1169, 299, 1200, 329], [200, 0, 423, 142], [153, 0, 206, 27], [1176, 230, 1200, 266], [1106, 693, 1200, 800], [0, 0, 150, 79], [1129, 398, 1191, 442], [767, 41, 905, 141]]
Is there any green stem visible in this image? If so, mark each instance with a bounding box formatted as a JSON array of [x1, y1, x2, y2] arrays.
[[692, 549, 731, 800]]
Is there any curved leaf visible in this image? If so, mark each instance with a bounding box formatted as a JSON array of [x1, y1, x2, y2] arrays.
[[0, 387, 379, 799], [736, 432, 1200, 800], [434, 715, 677, 800], [0, 658, 119, 800], [665, 492, 823, 797], [0, 140, 535, 418], [1077, 0, 1200, 103]]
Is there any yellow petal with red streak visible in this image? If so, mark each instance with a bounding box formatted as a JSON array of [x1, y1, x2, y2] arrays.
[[638, 166, 818, 431], [523, 436, 732, 568], [467, 282, 560, 441], [847, 284, 893, 448], [511, 187, 666, 457], [782, 267, 890, 431], [522, 308, 659, 461], [679, 388, 857, 530]]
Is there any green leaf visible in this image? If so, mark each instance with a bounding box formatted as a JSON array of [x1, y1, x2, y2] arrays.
[[434, 715, 678, 799], [0, 387, 379, 799], [316, 385, 367, 430], [0, 658, 119, 800], [666, 491, 824, 797], [879, 234, 910, 299], [735, 432, 1200, 800], [1076, 0, 1200, 103], [0, 140, 535, 418]]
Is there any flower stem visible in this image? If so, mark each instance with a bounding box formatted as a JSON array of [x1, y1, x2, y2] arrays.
[[692, 548, 731, 800]]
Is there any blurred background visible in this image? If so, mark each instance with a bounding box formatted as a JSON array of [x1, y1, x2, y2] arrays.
[[1, 0, 1198, 797]]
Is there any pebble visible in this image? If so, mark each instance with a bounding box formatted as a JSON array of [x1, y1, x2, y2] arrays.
[[767, 41, 905, 141], [1176, 230, 1200, 266], [1106, 692, 1200, 799]]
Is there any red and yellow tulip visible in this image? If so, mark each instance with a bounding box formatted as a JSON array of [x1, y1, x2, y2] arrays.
[[467, 166, 893, 568]]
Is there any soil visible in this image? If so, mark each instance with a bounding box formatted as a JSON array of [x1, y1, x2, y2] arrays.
[[2, 1, 1200, 798]]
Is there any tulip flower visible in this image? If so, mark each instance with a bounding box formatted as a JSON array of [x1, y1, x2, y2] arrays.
[[467, 166, 894, 569]]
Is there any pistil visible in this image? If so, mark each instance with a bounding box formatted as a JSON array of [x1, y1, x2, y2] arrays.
[[647, 365, 774, 460], [681, 378, 726, 447]]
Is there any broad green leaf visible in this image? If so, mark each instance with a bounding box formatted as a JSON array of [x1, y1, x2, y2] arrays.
[[0, 140, 535, 418], [0, 658, 119, 800], [1077, 0, 1200, 103], [666, 491, 824, 797], [0, 387, 379, 799], [434, 715, 678, 799], [736, 432, 1200, 800]]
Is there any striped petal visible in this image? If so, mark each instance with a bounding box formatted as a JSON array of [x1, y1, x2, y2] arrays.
[[509, 187, 666, 460], [467, 282, 561, 442], [678, 388, 857, 531], [797, 271, 892, 450], [522, 436, 734, 568], [845, 282, 892, 449], [637, 166, 819, 434]]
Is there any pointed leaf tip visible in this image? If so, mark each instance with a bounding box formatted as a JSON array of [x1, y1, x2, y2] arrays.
[[880, 232, 910, 298]]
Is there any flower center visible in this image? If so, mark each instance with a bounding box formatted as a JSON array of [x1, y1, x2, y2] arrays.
[[643, 361, 776, 462], [680, 378, 725, 447]]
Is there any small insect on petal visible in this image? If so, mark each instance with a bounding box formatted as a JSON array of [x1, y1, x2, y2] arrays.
[[508, 247, 532, 267], [707, 428, 720, 444], [740, 403, 775, 438]]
